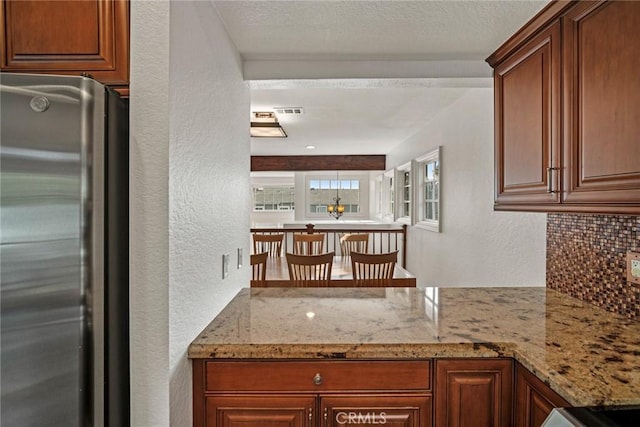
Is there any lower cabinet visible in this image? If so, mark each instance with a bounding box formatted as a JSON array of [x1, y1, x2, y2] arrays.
[[514, 362, 569, 427], [434, 359, 513, 427], [194, 358, 568, 427], [206, 395, 315, 427], [194, 359, 433, 427]]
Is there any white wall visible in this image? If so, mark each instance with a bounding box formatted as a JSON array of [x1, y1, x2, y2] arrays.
[[130, 1, 170, 426], [386, 88, 546, 287], [131, 2, 250, 427]]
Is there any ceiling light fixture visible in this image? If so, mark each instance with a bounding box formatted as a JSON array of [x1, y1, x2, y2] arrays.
[[327, 171, 345, 220], [305, 145, 316, 150], [250, 111, 287, 138]]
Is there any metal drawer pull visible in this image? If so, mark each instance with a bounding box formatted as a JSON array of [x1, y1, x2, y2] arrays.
[[547, 166, 559, 193], [313, 372, 323, 385]]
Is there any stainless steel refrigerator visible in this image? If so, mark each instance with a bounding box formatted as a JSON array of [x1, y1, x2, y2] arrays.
[[1, 73, 129, 427]]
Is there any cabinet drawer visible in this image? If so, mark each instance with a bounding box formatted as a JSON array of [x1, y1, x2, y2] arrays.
[[205, 360, 431, 392]]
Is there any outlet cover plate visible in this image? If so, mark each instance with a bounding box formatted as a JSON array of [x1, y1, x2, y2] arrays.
[[628, 252, 640, 286], [222, 254, 230, 279]]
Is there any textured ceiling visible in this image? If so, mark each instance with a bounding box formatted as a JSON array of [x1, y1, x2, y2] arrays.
[[212, 0, 549, 157]]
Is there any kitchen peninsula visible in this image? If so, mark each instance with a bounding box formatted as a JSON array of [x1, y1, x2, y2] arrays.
[[189, 287, 640, 426]]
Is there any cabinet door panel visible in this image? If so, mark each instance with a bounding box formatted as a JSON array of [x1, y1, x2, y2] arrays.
[[206, 395, 315, 427], [514, 363, 569, 427], [435, 359, 513, 427], [494, 22, 560, 204], [1, 0, 129, 85], [321, 394, 432, 427], [562, 1, 640, 203]]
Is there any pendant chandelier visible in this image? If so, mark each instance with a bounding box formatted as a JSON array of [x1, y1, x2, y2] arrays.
[[327, 171, 345, 219]]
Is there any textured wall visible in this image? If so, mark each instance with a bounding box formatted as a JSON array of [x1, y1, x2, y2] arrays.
[[169, 2, 250, 426], [386, 89, 548, 287], [130, 2, 170, 426], [130, 2, 251, 427], [547, 214, 640, 319]]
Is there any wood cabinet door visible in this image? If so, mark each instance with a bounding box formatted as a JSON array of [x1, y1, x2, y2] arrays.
[[493, 21, 561, 205], [320, 394, 432, 427], [514, 363, 569, 427], [562, 0, 640, 205], [434, 359, 513, 427], [205, 395, 315, 427], [1, 0, 129, 86]]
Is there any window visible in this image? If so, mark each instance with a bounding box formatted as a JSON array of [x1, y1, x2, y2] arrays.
[[304, 173, 368, 219], [375, 169, 395, 221], [252, 185, 295, 211], [395, 162, 411, 224], [415, 146, 441, 232], [308, 178, 361, 214]]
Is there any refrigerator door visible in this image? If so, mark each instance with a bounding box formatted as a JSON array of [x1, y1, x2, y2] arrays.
[[1, 74, 105, 426]]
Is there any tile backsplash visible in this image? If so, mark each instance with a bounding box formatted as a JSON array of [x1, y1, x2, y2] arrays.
[[546, 213, 640, 319]]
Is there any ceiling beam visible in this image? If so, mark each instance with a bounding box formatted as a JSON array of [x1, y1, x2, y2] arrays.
[[251, 155, 386, 172]]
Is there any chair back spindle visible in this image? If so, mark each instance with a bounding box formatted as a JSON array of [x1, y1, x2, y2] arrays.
[[350, 251, 398, 287], [293, 233, 325, 255], [252, 233, 284, 257], [250, 251, 268, 282], [285, 252, 334, 287]]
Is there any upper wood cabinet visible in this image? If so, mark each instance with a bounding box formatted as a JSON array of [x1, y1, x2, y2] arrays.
[[1, 0, 129, 93], [494, 21, 561, 205], [561, 1, 640, 205], [487, 0, 640, 214]]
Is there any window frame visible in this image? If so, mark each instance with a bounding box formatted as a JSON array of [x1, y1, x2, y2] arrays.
[[395, 161, 412, 225], [414, 146, 441, 232], [251, 184, 296, 212], [304, 172, 369, 220]]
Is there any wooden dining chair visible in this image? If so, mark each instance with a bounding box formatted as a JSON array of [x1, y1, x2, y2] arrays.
[[285, 251, 334, 287], [252, 233, 284, 257], [350, 251, 398, 287], [250, 252, 268, 283], [292, 233, 325, 255], [340, 233, 369, 257]]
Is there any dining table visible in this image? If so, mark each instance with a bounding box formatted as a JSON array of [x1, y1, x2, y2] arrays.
[[251, 255, 417, 287]]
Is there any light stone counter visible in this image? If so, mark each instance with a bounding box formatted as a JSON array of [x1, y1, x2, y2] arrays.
[[189, 287, 640, 407]]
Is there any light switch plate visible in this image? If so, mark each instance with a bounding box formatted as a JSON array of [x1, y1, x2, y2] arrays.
[[237, 248, 243, 269], [627, 251, 640, 286], [222, 253, 230, 279]]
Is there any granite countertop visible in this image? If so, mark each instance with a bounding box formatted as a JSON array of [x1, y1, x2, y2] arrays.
[[189, 287, 640, 407]]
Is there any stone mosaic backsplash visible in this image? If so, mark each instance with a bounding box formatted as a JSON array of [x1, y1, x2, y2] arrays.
[[546, 213, 640, 319]]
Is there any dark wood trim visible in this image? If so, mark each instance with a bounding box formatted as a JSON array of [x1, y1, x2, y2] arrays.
[[192, 359, 205, 427], [494, 203, 640, 215], [251, 155, 386, 171], [486, 0, 576, 67]]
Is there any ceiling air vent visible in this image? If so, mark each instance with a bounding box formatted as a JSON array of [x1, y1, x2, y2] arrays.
[[273, 107, 304, 115]]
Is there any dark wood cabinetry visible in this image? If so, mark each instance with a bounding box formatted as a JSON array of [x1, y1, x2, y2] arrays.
[[494, 21, 561, 205], [193, 360, 433, 427], [1, 0, 129, 94], [514, 363, 569, 427], [194, 358, 570, 427], [488, 0, 640, 214], [434, 359, 513, 427], [205, 395, 315, 427], [561, 0, 640, 205], [321, 395, 431, 427]]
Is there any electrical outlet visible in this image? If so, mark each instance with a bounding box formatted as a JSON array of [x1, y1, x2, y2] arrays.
[[222, 254, 230, 279], [627, 252, 640, 286], [237, 248, 243, 269]]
